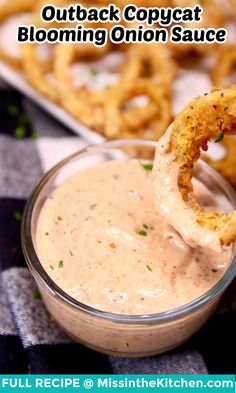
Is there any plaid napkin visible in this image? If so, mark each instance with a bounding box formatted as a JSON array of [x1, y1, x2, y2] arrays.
[[0, 82, 235, 374]]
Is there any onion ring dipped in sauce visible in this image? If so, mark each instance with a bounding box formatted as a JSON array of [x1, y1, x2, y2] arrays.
[[152, 85, 236, 252]]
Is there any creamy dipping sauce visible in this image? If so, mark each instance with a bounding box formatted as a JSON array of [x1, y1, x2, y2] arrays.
[[36, 159, 230, 315]]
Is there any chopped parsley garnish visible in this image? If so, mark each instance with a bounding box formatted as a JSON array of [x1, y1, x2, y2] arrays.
[[90, 68, 99, 76], [58, 260, 64, 268], [8, 104, 20, 116], [69, 249, 73, 256], [142, 162, 153, 171], [45, 232, 49, 236], [32, 288, 41, 299], [211, 268, 218, 273], [139, 230, 147, 236], [50, 264, 54, 270], [8, 106, 34, 139], [146, 264, 152, 272], [18, 113, 32, 126], [214, 131, 224, 143], [143, 224, 148, 229], [31, 131, 38, 140], [13, 210, 22, 221], [14, 126, 26, 139]]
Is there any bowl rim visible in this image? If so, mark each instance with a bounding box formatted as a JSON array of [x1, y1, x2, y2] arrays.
[[21, 139, 236, 324]]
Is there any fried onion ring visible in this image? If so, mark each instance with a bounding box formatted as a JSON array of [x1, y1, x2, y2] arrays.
[[229, 0, 236, 21], [104, 78, 172, 139], [211, 45, 236, 87], [0, 13, 31, 69], [0, 0, 35, 22], [169, 0, 225, 57], [120, 43, 177, 90], [153, 85, 236, 249], [21, 43, 58, 102], [54, 41, 112, 131]]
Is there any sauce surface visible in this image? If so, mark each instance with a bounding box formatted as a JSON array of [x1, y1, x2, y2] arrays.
[[36, 159, 230, 315]]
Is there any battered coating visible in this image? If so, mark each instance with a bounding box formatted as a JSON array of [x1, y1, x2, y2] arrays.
[[153, 86, 236, 248]]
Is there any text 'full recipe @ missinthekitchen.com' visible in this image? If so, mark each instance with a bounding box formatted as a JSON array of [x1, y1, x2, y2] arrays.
[[0, 376, 235, 392]]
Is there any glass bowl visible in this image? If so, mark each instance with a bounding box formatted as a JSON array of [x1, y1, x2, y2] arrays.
[[21, 139, 236, 357]]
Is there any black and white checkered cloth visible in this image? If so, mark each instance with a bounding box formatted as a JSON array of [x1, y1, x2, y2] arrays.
[[0, 83, 236, 374]]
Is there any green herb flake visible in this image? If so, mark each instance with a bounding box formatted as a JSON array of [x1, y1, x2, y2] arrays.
[[8, 104, 19, 116], [13, 210, 22, 221], [50, 264, 54, 270], [143, 224, 148, 229], [58, 216, 63, 221], [142, 163, 153, 171], [14, 126, 26, 139], [146, 264, 152, 272], [139, 230, 147, 237], [18, 113, 32, 126], [212, 268, 218, 273], [214, 131, 224, 143], [32, 288, 41, 299], [90, 68, 99, 77], [69, 249, 73, 256], [45, 232, 49, 236], [31, 131, 38, 140], [58, 260, 64, 268]]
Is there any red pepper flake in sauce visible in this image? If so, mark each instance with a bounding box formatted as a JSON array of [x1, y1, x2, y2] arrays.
[[109, 243, 117, 249]]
